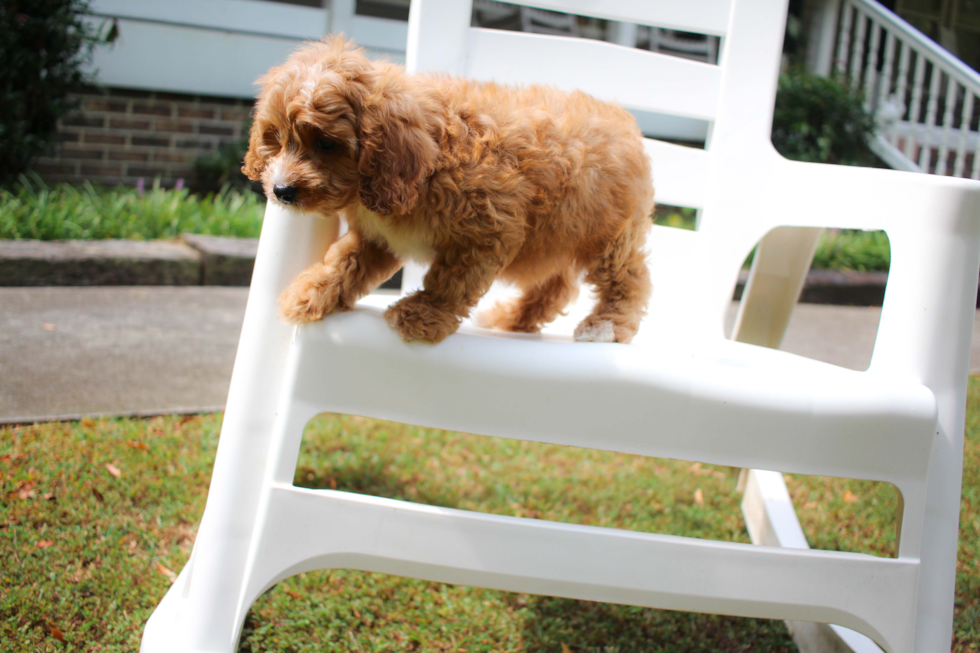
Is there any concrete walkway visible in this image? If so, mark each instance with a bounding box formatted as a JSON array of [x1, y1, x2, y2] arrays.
[[1, 287, 246, 423], [3, 286, 980, 424]]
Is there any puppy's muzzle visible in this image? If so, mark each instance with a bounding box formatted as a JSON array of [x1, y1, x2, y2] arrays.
[[274, 184, 299, 204]]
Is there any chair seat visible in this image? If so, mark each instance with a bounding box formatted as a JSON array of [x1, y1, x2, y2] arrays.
[[287, 294, 937, 485]]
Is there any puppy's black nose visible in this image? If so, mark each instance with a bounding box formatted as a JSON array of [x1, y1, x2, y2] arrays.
[[273, 184, 298, 204]]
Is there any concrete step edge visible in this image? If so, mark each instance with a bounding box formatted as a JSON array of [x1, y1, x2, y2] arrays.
[[1, 237, 890, 305]]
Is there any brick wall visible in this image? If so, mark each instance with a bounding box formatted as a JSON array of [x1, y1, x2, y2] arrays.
[[34, 88, 254, 189]]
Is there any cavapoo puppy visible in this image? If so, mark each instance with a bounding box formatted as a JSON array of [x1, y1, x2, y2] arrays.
[[244, 36, 653, 344]]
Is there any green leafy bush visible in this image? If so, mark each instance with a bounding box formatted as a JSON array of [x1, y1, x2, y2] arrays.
[[772, 69, 878, 166], [193, 125, 252, 193], [0, 176, 264, 240], [0, 0, 112, 185]]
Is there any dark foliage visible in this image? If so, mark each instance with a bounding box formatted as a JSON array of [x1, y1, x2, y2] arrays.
[[0, 0, 111, 184], [772, 68, 878, 166], [193, 126, 253, 194]]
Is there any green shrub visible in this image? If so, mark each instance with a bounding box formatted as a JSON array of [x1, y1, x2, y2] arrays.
[[772, 69, 878, 166], [0, 0, 112, 185], [0, 176, 264, 240], [193, 124, 252, 193]]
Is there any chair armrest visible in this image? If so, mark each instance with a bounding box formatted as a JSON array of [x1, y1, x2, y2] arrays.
[[747, 157, 980, 381], [755, 157, 980, 235]]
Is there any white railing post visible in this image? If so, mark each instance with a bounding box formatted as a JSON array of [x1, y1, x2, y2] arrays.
[[906, 54, 928, 160], [953, 91, 975, 177], [849, 7, 868, 82], [876, 29, 896, 115], [919, 63, 942, 170], [894, 39, 912, 147], [862, 17, 881, 110], [836, 1, 854, 76], [936, 75, 958, 175]]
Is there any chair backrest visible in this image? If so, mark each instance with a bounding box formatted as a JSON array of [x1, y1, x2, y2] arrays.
[[403, 0, 792, 338]]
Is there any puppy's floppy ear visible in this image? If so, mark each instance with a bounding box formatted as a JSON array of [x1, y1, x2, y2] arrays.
[[242, 118, 267, 181], [243, 70, 279, 181], [356, 67, 441, 216]]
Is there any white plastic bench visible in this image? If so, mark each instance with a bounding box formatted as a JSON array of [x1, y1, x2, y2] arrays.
[[140, 1, 980, 651]]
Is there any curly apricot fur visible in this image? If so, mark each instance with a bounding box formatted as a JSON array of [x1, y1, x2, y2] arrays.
[[247, 36, 654, 343]]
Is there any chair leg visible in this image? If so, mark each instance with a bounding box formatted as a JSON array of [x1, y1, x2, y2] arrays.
[[732, 228, 882, 653], [731, 225, 824, 349], [139, 205, 338, 653]]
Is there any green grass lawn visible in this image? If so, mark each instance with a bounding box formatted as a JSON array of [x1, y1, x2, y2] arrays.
[[3, 379, 979, 652]]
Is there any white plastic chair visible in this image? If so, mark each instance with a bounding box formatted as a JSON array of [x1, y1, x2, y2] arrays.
[[140, 1, 980, 652]]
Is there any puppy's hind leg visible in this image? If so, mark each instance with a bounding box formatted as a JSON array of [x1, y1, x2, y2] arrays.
[[575, 221, 651, 344], [476, 267, 579, 333]]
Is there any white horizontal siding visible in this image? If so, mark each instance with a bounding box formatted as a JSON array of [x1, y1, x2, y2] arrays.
[[84, 0, 406, 98], [90, 0, 328, 40], [83, 18, 305, 98], [81, 0, 706, 146]]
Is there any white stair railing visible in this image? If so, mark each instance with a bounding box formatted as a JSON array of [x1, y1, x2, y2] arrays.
[[833, 0, 980, 178]]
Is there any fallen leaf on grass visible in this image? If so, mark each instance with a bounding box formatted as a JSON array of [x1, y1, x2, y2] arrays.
[[43, 493, 56, 501], [17, 483, 36, 500], [842, 490, 859, 503], [91, 488, 104, 503], [561, 644, 573, 653], [804, 501, 818, 510], [35, 540, 54, 549], [81, 418, 94, 428], [46, 622, 65, 642], [124, 440, 148, 450], [694, 488, 705, 506], [283, 589, 303, 599], [105, 463, 121, 478], [157, 564, 177, 582]]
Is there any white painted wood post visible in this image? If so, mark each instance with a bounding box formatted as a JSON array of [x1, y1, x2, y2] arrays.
[[953, 91, 974, 177], [848, 7, 868, 82], [836, 0, 854, 75], [919, 62, 942, 169], [906, 54, 928, 160], [862, 16, 882, 110], [606, 21, 639, 48], [937, 75, 958, 175], [806, 0, 842, 76]]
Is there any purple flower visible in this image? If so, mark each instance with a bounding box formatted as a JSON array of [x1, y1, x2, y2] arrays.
[[175, 178, 185, 191], [136, 178, 145, 196]]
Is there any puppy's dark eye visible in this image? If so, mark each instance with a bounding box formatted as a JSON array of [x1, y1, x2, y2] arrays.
[[316, 137, 337, 152]]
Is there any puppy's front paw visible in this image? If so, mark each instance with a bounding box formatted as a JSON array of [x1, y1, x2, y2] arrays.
[[277, 269, 344, 324], [384, 294, 460, 343]]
